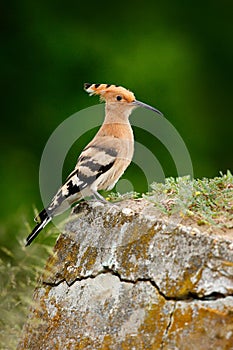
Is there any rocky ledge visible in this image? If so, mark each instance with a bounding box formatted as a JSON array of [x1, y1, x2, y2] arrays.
[[18, 198, 233, 349]]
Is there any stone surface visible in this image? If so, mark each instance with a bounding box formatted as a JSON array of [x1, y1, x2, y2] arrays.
[[18, 199, 233, 349], [163, 297, 233, 350], [19, 274, 174, 349]]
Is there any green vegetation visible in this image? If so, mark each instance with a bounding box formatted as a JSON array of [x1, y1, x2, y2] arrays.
[[146, 171, 233, 228], [109, 171, 233, 228], [0, 242, 51, 349]]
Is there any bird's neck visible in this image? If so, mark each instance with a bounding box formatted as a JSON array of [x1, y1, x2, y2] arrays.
[[96, 104, 134, 140], [104, 103, 133, 124]]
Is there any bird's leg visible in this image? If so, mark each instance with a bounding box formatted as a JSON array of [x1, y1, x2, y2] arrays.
[[91, 190, 120, 216], [91, 190, 109, 204]]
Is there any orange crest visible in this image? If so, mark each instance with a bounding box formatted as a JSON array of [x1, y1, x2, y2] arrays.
[[84, 83, 136, 103]]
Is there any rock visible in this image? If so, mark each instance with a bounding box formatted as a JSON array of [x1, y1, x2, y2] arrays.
[[18, 199, 233, 349]]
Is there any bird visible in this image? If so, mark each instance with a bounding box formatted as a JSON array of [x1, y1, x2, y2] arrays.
[[26, 83, 162, 246]]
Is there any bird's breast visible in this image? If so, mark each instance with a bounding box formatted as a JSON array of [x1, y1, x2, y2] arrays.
[[99, 122, 134, 140], [97, 122, 134, 161]]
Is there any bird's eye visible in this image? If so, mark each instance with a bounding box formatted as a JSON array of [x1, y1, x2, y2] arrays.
[[116, 95, 122, 101]]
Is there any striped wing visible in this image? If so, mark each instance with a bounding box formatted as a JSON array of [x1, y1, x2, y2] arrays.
[[45, 137, 118, 215]]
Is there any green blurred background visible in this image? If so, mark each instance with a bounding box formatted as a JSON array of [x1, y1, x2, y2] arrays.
[[1, 0, 233, 248]]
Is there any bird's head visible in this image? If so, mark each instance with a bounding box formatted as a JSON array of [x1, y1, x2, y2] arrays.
[[84, 83, 162, 116]]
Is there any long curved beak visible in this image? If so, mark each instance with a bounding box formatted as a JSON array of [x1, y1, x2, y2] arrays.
[[132, 100, 163, 116]]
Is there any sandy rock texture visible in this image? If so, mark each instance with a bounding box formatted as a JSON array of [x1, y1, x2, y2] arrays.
[[18, 199, 233, 349]]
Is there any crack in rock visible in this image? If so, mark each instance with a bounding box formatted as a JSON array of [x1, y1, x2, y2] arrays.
[[161, 301, 177, 350], [43, 265, 232, 302]]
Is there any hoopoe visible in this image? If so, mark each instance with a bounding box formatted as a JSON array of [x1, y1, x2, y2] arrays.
[[26, 83, 162, 246]]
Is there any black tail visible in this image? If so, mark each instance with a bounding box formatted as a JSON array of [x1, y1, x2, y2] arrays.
[[26, 209, 52, 246]]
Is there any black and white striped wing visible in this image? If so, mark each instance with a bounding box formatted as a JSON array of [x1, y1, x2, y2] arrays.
[[45, 138, 118, 215]]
